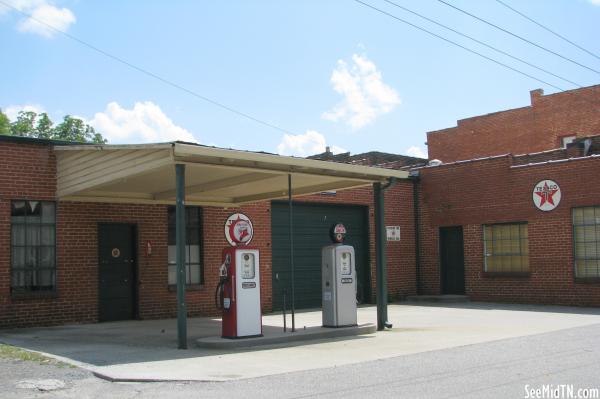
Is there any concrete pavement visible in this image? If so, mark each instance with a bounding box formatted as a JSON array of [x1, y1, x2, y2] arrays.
[[3, 322, 600, 398], [1, 302, 600, 382]]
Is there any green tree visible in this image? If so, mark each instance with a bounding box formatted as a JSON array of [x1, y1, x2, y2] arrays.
[[0, 110, 9, 136], [53, 115, 106, 144], [35, 112, 54, 139], [2, 110, 107, 144], [11, 111, 37, 137]]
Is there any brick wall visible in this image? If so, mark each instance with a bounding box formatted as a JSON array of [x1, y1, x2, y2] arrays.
[[417, 154, 600, 306], [0, 141, 416, 328], [427, 85, 600, 163]]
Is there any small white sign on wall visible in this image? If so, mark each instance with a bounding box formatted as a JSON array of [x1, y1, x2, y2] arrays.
[[386, 226, 401, 241]]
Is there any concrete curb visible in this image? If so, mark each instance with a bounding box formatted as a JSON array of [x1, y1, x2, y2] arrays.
[[196, 323, 376, 349]]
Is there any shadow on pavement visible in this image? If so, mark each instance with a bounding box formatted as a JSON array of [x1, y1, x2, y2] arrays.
[[395, 301, 600, 315], [0, 316, 372, 367]]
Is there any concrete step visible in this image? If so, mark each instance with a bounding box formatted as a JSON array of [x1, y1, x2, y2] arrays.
[[403, 295, 469, 303], [196, 323, 376, 349]]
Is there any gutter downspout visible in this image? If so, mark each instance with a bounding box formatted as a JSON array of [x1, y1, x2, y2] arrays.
[[410, 172, 421, 295], [374, 177, 397, 331]]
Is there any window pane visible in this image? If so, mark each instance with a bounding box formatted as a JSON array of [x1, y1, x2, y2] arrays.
[[12, 225, 25, 246], [26, 247, 38, 268], [187, 208, 200, 227], [12, 247, 25, 268], [511, 256, 521, 272], [27, 201, 41, 223], [11, 201, 26, 219], [187, 227, 200, 245], [486, 256, 496, 272], [584, 242, 598, 259], [185, 246, 191, 263], [520, 224, 528, 238], [521, 238, 529, 254], [189, 264, 201, 284], [41, 225, 55, 245], [41, 203, 55, 223], [583, 207, 595, 224], [510, 225, 519, 239], [12, 270, 25, 288], [584, 226, 596, 241], [167, 245, 176, 264], [40, 247, 55, 267], [26, 226, 40, 247], [36, 269, 54, 288], [510, 240, 520, 253], [573, 208, 584, 225], [188, 245, 200, 263], [167, 227, 176, 246], [484, 225, 491, 239], [574, 226, 583, 242]]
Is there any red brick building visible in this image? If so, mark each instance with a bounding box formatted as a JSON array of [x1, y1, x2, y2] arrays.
[[419, 85, 600, 306], [0, 137, 416, 328], [427, 86, 600, 163], [1, 84, 599, 329]]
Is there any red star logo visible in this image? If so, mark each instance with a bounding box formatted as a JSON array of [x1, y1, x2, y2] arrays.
[[229, 216, 251, 243], [535, 182, 559, 207]]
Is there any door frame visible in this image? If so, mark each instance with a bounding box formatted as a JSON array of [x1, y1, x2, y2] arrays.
[[438, 225, 465, 295], [97, 222, 139, 321]]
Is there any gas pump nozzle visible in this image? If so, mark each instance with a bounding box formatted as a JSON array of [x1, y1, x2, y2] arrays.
[[215, 254, 232, 311]]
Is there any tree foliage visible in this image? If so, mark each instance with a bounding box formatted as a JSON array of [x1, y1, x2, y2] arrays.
[[0, 111, 9, 136], [0, 109, 107, 144]]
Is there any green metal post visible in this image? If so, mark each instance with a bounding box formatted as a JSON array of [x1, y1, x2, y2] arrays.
[[374, 182, 388, 331], [176, 163, 187, 349], [288, 174, 296, 332]]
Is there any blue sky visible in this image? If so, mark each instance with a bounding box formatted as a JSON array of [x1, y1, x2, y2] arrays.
[[1, 0, 599, 158]]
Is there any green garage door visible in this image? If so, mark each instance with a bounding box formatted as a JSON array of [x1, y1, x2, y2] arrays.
[[271, 201, 370, 311]]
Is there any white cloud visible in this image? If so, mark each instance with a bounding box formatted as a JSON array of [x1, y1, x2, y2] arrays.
[[322, 54, 400, 130], [3, 103, 46, 120], [89, 101, 198, 144], [17, 3, 75, 37], [406, 146, 427, 159], [0, 0, 44, 15], [1, 0, 75, 38], [589, 0, 600, 5], [277, 130, 346, 157]]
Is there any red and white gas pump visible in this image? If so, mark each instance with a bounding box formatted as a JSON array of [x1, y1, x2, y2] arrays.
[[215, 213, 262, 338]]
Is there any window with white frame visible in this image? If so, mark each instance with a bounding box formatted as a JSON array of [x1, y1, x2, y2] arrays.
[[11, 200, 56, 292], [483, 223, 529, 273], [167, 206, 203, 285], [573, 207, 600, 278]]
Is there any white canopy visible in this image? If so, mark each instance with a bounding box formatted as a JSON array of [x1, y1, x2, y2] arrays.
[[54, 142, 408, 207]]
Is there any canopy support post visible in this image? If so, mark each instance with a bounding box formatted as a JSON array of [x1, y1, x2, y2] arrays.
[[374, 178, 396, 331], [288, 174, 296, 332], [176, 163, 188, 349]]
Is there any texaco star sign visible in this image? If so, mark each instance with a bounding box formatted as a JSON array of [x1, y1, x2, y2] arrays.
[[532, 179, 561, 211]]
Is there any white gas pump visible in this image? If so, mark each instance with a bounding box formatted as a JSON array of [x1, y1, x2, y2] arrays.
[[322, 223, 358, 328]]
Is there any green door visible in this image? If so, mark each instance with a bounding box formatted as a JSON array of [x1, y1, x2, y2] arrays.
[[271, 202, 370, 311]]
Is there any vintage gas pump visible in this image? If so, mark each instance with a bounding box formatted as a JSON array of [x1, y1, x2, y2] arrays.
[[322, 223, 358, 328], [215, 213, 262, 338]]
